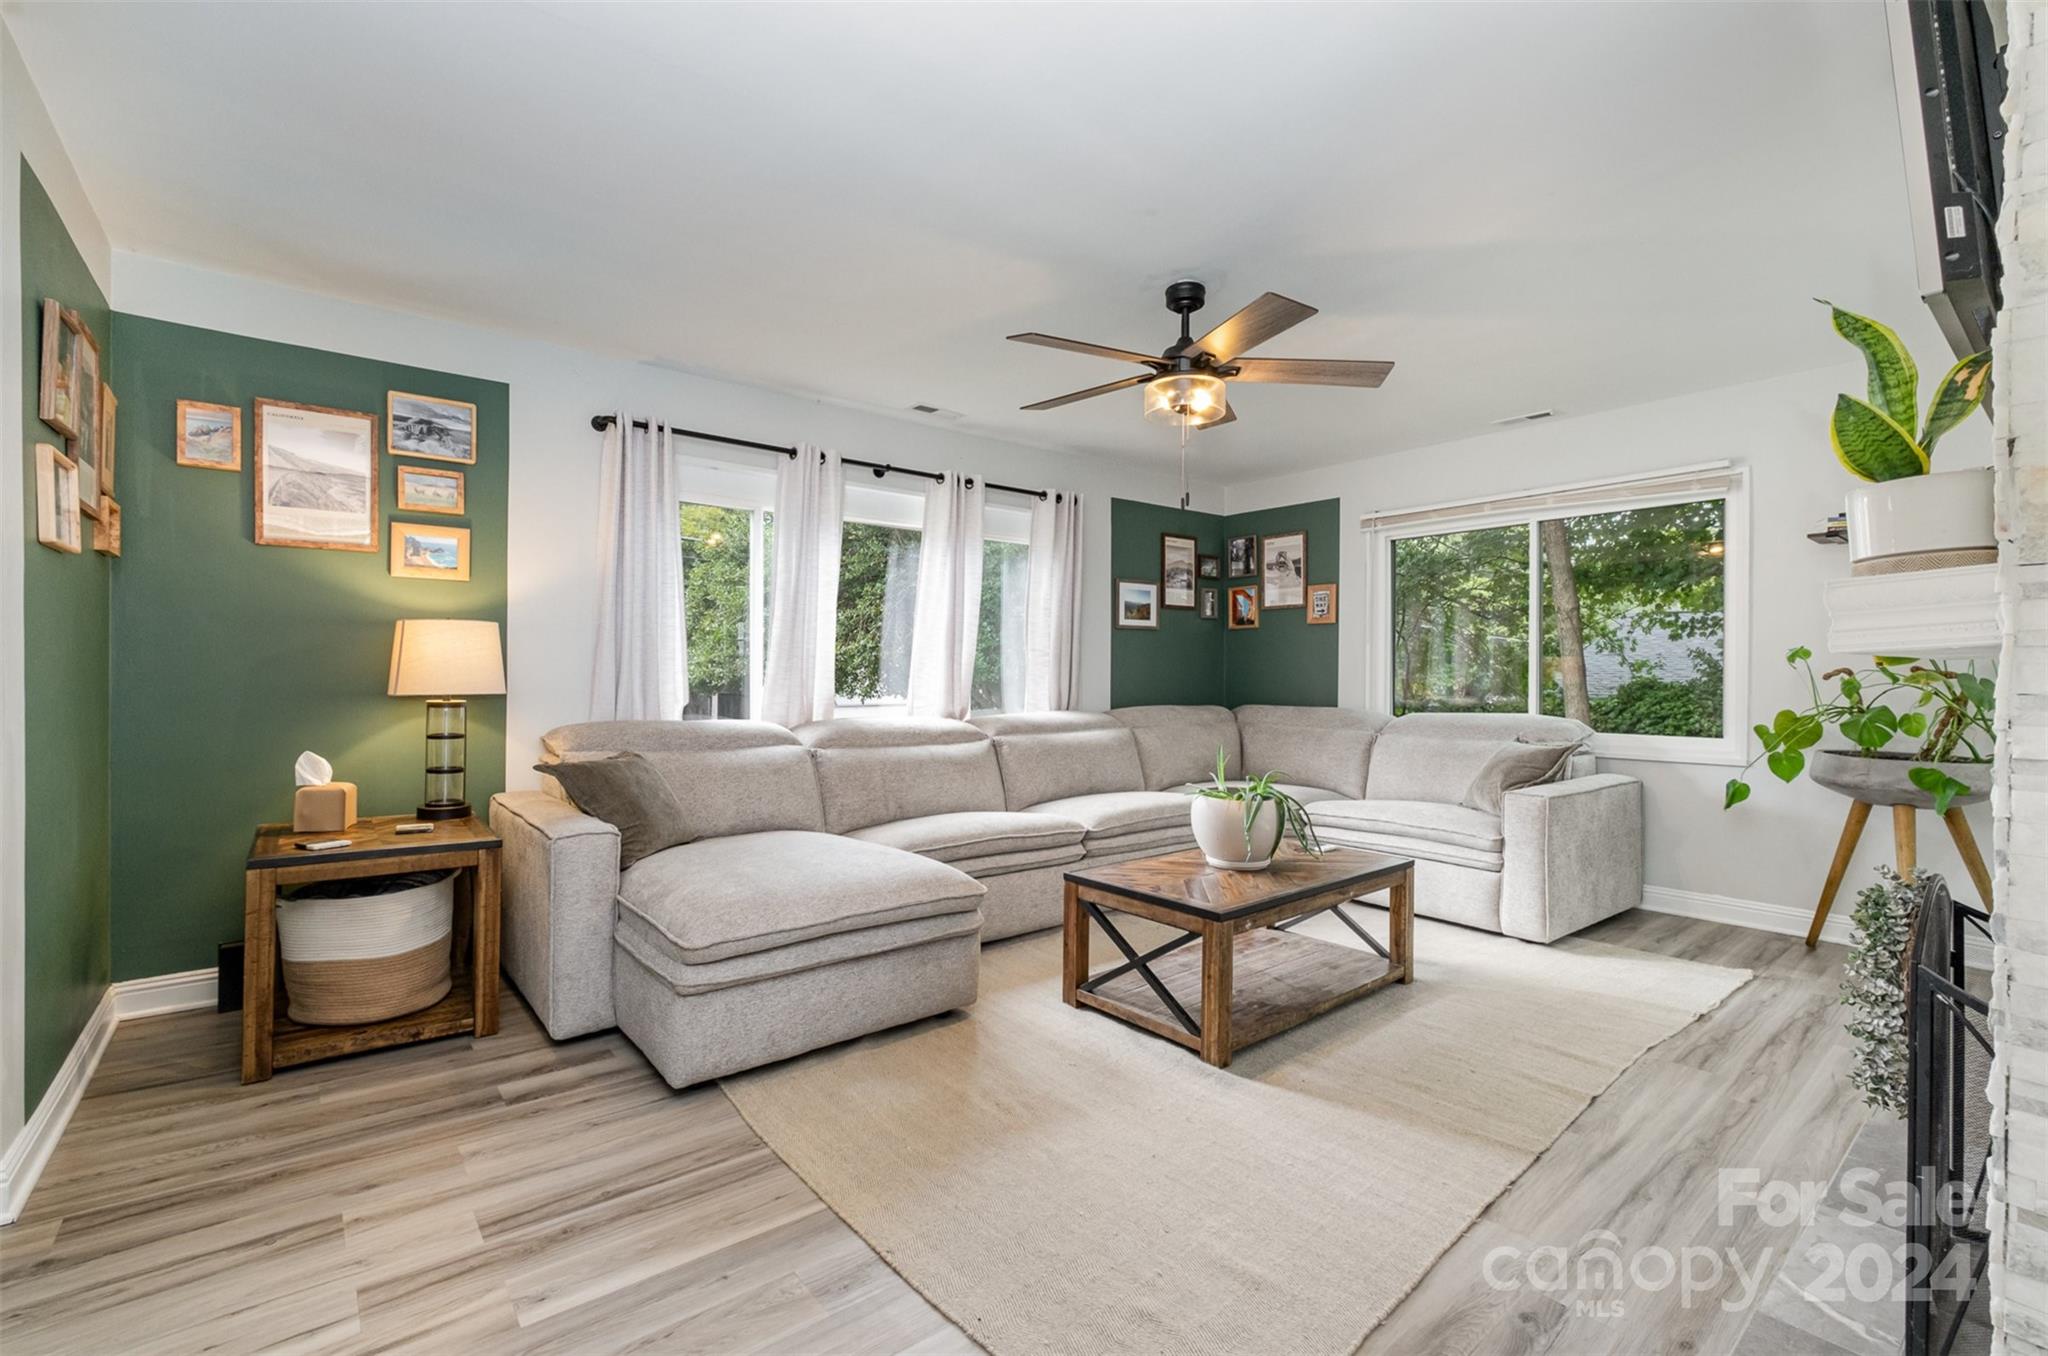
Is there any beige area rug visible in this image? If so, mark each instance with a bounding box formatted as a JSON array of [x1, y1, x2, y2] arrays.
[[722, 912, 1751, 1356]]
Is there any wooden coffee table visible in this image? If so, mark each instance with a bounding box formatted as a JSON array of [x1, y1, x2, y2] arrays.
[[1061, 845, 1413, 1068]]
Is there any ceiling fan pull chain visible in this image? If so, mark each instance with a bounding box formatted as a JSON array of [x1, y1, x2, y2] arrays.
[[1179, 412, 1191, 510]]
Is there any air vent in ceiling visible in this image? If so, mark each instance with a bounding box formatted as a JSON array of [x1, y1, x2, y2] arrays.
[[909, 403, 964, 420], [1492, 408, 1555, 426]]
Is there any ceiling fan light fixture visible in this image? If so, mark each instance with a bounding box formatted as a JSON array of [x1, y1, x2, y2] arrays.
[[1143, 371, 1228, 428]]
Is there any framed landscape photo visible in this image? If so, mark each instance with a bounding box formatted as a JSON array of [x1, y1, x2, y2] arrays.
[[1307, 582, 1337, 624], [38, 300, 84, 437], [1161, 532, 1198, 609], [1115, 578, 1160, 630], [34, 443, 82, 554], [388, 391, 477, 464], [390, 521, 471, 581], [1200, 588, 1219, 620], [177, 400, 243, 470], [1227, 584, 1260, 630], [253, 397, 379, 551], [1197, 554, 1221, 580], [69, 331, 102, 521], [1226, 533, 1256, 578], [396, 464, 466, 516], [1261, 530, 1307, 609]]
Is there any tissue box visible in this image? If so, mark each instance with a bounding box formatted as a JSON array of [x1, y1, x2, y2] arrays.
[[293, 782, 359, 833]]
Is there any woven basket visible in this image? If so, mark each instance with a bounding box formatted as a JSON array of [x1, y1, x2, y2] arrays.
[[277, 870, 454, 1025]]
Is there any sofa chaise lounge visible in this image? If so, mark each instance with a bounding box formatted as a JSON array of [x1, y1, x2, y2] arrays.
[[492, 704, 1642, 1087]]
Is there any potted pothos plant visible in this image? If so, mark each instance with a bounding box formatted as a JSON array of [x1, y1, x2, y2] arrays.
[[1190, 749, 1324, 871], [1820, 301, 1993, 573], [1723, 646, 1994, 815]]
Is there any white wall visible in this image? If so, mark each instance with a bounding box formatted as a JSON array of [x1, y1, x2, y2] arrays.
[[1, 14, 115, 1164], [1223, 362, 1998, 919], [111, 253, 1218, 793]]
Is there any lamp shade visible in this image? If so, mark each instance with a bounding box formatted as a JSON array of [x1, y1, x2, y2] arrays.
[[387, 619, 506, 696]]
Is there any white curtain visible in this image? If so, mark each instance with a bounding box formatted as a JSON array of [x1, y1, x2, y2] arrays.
[[760, 443, 844, 727], [590, 415, 687, 721], [905, 474, 986, 718], [1024, 490, 1083, 711]]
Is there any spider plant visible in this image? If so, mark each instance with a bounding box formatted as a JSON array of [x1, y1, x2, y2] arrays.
[[1192, 748, 1325, 859]]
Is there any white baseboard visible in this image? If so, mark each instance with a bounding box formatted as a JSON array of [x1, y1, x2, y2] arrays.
[[112, 968, 218, 1020], [1640, 884, 1993, 971], [0, 988, 115, 1226]]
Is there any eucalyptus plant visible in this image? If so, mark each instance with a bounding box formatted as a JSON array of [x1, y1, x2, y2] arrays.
[[1194, 748, 1325, 859], [1820, 300, 1990, 482], [1723, 647, 1994, 815]]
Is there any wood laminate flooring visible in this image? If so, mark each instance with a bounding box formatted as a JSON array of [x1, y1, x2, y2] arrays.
[[0, 912, 1865, 1355]]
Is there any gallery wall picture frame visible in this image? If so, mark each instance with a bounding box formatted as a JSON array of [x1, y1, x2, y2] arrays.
[[93, 500, 122, 558], [1227, 584, 1260, 630], [176, 400, 243, 470], [253, 397, 380, 551], [34, 443, 82, 554], [1226, 534, 1256, 578], [38, 300, 84, 438], [1307, 582, 1338, 624], [1160, 532, 1198, 609], [388, 390, 478, 464], [69, 329, 102, 522], [96, 382, 117, 498], [390, 521, 472, 582], [1115, 578, 1160, 630], [1200, 588, 1219, 620], [1260, 530, 1308, 609], [1198, 554, 1221, 579], [396, 464, 466, 516]]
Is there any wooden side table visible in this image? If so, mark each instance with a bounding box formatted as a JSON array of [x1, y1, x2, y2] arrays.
[[242, 814, 502, 1083]]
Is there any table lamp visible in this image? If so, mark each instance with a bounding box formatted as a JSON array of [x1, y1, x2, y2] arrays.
[[388, 619, 506, 821]]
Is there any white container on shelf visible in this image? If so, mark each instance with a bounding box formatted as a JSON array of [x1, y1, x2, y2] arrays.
[[1844, 468, 1995, 575]]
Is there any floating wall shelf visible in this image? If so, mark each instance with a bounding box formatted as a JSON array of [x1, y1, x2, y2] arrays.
[[1823, 564, 2000, 659]]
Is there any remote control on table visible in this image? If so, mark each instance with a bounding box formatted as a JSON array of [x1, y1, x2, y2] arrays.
[[394, 823, 433, 834], [297, 839, 351, 852]]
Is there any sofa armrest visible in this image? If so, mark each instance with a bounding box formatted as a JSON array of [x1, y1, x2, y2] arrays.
[[491, 790, 622, 1039], [1499, 773, 1643, 944]]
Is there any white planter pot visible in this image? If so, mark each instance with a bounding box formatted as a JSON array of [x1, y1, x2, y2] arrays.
[[1844, 468, 1995, 576], [1191, 796, 1282, 871]]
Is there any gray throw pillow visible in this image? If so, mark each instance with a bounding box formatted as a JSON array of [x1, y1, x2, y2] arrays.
[[1460, 739, 1580, 815], [538, 753, 694, 868]]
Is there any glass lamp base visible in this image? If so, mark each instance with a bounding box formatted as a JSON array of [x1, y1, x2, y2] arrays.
[[416, 800, 472, 822]]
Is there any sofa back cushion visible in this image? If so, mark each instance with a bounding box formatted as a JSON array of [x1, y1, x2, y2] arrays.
[[795, 718, 1008, 833], [970, 712, 1145, 810], [1232, 705, 1390, 799], [1110, 705, 1241, 790], [539, 720, 826, 836], [1366, 713, 1593, 804]]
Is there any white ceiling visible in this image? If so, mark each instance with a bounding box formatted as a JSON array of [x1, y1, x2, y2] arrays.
[[9, 1, 1925, 478]]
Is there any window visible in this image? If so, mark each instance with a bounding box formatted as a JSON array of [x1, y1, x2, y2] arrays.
[[677, 459, 777, 721], [1372, 467, 1747, 763], [976, 501, 1033, 712]]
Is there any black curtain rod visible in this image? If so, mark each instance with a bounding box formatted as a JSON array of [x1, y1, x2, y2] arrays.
[[590, 413, 1053, 501]]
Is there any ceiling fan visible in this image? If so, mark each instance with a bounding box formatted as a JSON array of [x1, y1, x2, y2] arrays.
[[1007, 280, 1393, 433]]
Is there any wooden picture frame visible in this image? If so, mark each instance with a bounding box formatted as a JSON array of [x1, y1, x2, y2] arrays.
[[1200, 588, 1219, 620], [388, 390, 478, 464], [93, 500, 122, 558], [96, 383, 117, 499], [177, 400, 243, 471], [1197, 554, 1221, 579], [34, 443, 82, 554], [1225, 534, 1256, 578], [1260, 530, 1307, 609], [390, 522, 472, 582], [1115, 578, 1160, 630], [69, 328, 102, 522], [1161, 533, 1198, 610], [38, 300, 82, 437], [1227, 584, 1260, 630], [254, 398, 379, 551], [1307, 582, 1337, 624], [395, 464, 466, 516]]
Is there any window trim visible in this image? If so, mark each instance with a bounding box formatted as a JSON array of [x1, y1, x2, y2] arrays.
[[1364, 466, 1750, 767]]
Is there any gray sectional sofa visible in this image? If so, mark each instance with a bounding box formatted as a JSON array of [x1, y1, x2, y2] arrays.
[[491, 704, 1643, 1087]]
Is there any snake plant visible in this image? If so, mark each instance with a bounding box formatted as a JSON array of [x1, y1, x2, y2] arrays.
[[1193, 748, 1325, 858], [1820, 300, 1990, 482]]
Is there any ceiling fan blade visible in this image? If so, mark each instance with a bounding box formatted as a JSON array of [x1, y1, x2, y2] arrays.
[[1007, 333, 1163, 367], [1225, 357, 1394, 387], [1193, 292, 1318, 364], [1020, 373, 1151, 411], [1197, 406, 1238, 430]]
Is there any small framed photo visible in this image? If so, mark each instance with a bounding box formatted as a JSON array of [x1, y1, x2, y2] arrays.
[[93, 500, 122, 558], [1197, 554, 1221, 579], [396, 464, 466, 516], [1115, 578, 1160, 630], [255, 398, 379, 551], [1307, 582, 1337, 624], [34, 443, 82, 554], [1261, 530, 1307, 609], [177, 400, 243, 470], [1200, 588, 1219, 620], [96, 382, 117, 499], [1226, 534, 1256, 578], [1227, 584, 1260, 630], [1161, 533, 1198, 609], [38, 300, 85, 438], [390, 521, 471, 581], [388, 391, 477, 464], [69, 331, 102, 522]]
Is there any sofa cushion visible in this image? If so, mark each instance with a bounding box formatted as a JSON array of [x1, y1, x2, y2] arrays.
[[1460, 739, 1580, 814], [1308, 799, 1505, 853], [542, 718, 796, 760], [630, 746, 826, 837], [616, 908, 983, 997], [1110, 705, 1242, 790], [1366, 714, 1590, 805], [537, 753, 692, 867], [1173, 780, 1345, 805], [1024, 789, 1192, 840], [795, 719, 1008, 833], [1314, 826, 1504, 873], [846, 810, 1085, 862], [971, 713, 1145, 810], [1233, 705, 1391, 799], [617, 830, 983, 966]]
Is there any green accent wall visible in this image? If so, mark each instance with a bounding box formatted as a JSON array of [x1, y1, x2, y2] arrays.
[[1108, 495, 1341, 711], [20, 160, 113, 1109], [107, 315, 508, 980], [1108, 498, 1224, 707]]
